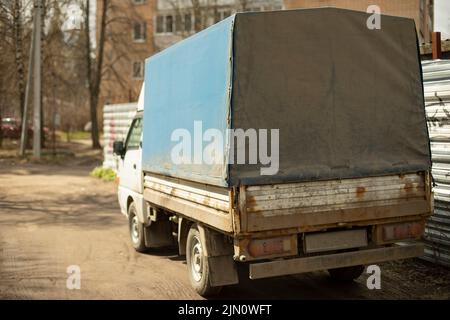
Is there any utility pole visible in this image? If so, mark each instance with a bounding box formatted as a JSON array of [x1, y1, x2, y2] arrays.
[[33, 0, 42, 158], [19, 1, 37, 156]]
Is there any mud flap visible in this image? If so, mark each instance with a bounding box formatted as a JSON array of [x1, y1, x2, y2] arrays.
[[198, 225, 239, 287], [144, 220, 175, 248], [208, 255, 239, 287]]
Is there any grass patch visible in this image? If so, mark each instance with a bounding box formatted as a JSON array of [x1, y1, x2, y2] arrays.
[[60, 131, 92, 141], [90, 166, 116, 182]]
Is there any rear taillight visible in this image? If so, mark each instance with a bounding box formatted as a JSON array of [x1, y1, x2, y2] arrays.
[[247, 236, 293, 259], [374, 221, 425, 244]]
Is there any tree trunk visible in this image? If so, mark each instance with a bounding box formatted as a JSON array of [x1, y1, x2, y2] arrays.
[[85, 0, 107, 149], [40, 0, 46, 148], [13, 0, 25, 120], [0, 114, 3, 148], [192, 0, 202, 32], [89, 94, 100, 149]]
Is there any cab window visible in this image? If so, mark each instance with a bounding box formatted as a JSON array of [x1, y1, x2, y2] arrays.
[[125, 118, 143, 150]]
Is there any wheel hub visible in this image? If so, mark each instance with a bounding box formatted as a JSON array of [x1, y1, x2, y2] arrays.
[[131, 216, 139, 244], [190, 236, 203, 282]]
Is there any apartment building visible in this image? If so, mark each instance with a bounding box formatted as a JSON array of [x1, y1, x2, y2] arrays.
[[284, 0, 434, 44], [97, 0, 442, 106], [154, 0, 284, 51], [434, 0, 450, 40], [97, 0, 286, 105], [97, 0, 156, 105]]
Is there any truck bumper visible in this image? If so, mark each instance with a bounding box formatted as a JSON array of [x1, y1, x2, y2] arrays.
[[249, 243, 424, 280]]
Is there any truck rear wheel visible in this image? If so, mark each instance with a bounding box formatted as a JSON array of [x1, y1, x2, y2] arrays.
[[186, 224, 222, 297], [328, 265, 365, 282], [128, 203, 147, 253]]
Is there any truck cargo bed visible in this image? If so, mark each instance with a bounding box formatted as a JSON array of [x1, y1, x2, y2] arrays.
[[144, 172, 431, 236], [242, 172, 430, 233]]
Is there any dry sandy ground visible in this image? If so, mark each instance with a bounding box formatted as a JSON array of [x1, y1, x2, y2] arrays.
[[0, 142, 449, 300]]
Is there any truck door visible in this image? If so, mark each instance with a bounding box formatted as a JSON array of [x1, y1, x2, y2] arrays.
[[120, 117, 143, 194]]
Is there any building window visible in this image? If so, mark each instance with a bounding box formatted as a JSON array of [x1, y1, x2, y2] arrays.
[[215, 11, 221, 23], [184, 14, 192, 32], [204, 12, 214, 27], [175, 14, 182, 32], [133, 62, 144, 79], [166, 15, 173, 33], [156, 15, 164, 33], [133, 22, 147, 41], [213, 10, 230, 23]]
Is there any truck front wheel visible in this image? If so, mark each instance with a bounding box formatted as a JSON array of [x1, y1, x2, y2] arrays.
[[328, 265, 365, 282], [128, 203, 147, 253], [186, 224, 222, 296]]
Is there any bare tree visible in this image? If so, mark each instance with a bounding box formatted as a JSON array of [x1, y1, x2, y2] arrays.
[[83, 0, 107, 149], [0, 5, 8, 148], [83, 0, 147, 149], [166, 0, 256, 37], [1, 0, 149, 150], [0, 0, 33, 122], [42, 1, 90, 142], [13, 0, 26, 119]]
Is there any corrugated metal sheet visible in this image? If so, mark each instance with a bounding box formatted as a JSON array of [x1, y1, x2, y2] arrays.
[[423, 59, 450, 267], [103, 103, 137, 170]]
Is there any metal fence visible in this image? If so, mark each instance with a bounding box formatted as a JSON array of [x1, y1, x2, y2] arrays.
[[423, 59, 450, 267], [103, 103, 137, 171]]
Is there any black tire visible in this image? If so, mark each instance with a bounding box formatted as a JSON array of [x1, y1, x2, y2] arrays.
[[128, 203, 147, 253], [186, 224, 222, 297], [328, 265, 365, 282]]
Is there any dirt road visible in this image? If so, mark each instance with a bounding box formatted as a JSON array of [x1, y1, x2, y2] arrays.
[[0, 144, 449, 300]]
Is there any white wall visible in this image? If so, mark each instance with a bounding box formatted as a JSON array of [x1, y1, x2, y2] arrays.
[[435, 0, 450, 40]]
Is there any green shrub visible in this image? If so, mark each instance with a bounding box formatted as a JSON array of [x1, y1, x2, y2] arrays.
[[90, 167, 116, 182]]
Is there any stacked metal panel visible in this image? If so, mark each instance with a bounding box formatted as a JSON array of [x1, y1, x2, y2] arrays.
[[423, 59, 450, 267], [103, 103, 137, 171]]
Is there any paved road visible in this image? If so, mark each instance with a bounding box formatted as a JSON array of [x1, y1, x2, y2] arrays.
[[0, 162, 449, 300]]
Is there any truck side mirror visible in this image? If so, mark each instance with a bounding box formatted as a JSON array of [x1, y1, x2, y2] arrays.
[[113, 141, 125, 157]]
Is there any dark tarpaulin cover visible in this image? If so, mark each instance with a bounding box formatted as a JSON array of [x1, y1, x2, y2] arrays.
[[229, 8, 431, 186]]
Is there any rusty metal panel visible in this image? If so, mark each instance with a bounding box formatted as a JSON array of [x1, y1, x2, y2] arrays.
[[249, 243, 424, 280], [244, 173, 427, 232], [423, 59, 450, 267], [143, 173, 233, 233]]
